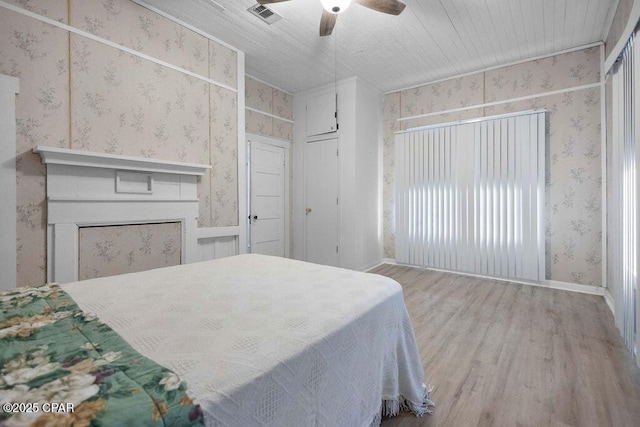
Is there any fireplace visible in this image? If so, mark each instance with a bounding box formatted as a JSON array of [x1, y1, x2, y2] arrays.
[[34, 146, 210, 284]]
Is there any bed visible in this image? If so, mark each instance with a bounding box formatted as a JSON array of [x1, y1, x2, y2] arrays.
[[0, 254, 432, 426]]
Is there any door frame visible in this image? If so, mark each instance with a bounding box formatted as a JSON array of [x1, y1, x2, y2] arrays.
[[246, 133, 291, 258], [0, 74, 19, 290]]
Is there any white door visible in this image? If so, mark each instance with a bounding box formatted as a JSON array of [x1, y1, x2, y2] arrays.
[[305, 138, 339, 266], [249, 140, 286, 256]]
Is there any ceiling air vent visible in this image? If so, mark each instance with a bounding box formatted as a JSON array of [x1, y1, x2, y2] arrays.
[[248, 4, 282, 25]]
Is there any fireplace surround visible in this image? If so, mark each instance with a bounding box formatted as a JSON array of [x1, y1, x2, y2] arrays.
[[34, 146, 210, 284]]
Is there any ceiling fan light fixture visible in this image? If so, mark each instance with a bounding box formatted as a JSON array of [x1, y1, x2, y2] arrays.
[[320, 0, 351, 14]]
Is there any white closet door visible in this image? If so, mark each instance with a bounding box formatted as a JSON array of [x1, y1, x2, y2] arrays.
[[304, 138, 339, 266]]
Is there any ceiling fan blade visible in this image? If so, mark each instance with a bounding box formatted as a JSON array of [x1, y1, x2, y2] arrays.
[[256, 0, 291, 4], [354, 0, 406, 15], [320, 10, 337, 37]]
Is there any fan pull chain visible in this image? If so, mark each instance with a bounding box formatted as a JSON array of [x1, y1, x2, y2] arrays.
[[334, 27, 338, 119]]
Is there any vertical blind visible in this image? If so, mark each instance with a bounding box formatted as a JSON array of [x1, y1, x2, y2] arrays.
[[395, 110, 545, 282], [609, 31, 637, 360]]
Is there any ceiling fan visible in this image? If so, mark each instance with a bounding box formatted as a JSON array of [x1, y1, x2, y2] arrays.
[[257, 0, 406, 36]]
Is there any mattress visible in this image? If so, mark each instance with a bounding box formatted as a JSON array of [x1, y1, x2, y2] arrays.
[[62, 254, 431, 426]]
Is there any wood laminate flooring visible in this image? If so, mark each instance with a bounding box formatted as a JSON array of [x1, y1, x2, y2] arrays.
[[370, 264, 640, 427]]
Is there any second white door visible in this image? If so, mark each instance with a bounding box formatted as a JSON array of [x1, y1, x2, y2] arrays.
[[250, 140, 286, 257], [304, 138, 339, 266]]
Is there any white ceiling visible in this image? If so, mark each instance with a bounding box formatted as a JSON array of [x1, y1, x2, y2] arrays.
[[139, 0, 618, 94]]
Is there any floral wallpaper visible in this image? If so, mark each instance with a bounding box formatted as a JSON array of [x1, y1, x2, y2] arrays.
[[399, 73, 484, 119], [485, 50, 600, 102], [1, 0, 240, 286], [70, 35, 210, 164], [605, 0, 634, 59], [211, 86, 238, 227], [78, 223, 181, 280], [384, 46, 603, 287], [71, 0, 209, 77], [246, 76, 273, 113], [0, 0, 69, 288], [210, 41, 237, 90], [245, 76, 294, 141]]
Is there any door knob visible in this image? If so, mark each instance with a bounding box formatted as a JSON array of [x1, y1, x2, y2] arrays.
[[253, 215, 258, 221], [306, 207, 312, 215]]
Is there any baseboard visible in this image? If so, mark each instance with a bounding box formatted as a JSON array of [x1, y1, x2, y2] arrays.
[[364, 258, 397, 272], [377, 258, 605, 296], [358, 259, 385, 272], [604, 288, 615, 315], [537, 279, 605, 296]]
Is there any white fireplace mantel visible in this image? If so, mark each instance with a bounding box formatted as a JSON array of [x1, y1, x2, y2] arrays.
[[33, 146, 210, 176], [34, 146, 211, 284]]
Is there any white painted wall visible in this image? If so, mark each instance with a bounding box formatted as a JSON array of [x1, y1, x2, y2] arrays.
[[293, 77, 382, 271], [0, 74, 19, 290]]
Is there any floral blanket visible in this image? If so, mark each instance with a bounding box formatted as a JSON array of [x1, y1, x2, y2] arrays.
[[0, 285, 204, 426]]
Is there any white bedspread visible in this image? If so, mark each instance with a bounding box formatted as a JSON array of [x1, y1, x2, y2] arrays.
[[62, 254, 429, 426]]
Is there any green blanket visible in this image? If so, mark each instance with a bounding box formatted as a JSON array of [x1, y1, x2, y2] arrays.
[[0, 285, 204, 426]]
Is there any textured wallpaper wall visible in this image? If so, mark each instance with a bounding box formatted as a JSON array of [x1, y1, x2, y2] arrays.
[[0, 0, 239, 286], [78, 223, 181, 280], [383, 46, 603, 287], [245, 76, 294, 141]]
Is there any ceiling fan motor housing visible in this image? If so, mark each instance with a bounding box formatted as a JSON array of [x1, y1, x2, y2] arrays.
[[320, 0, 352, 14], [253, 0, 406, 37]]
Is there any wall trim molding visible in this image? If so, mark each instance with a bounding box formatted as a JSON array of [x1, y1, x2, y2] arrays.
[[237, 51, 247, 254], [246, 74, 294, 96], [604, 288, 615, 315], [196, 226, 241, 262], [396, 82, 600, 123], [396, 108, 547, 133], [385, 42, 603, 95], [540, 279, 606, 296], [133, 0, 240, 53], [358, 259, 384, 272], [0, 74, 19, 291], [0, 0, 237, 93], [600, 44, 608, 290], [196, 226, 241, 239], [376, 260, 606, 296], [246, 106, 295, 124]]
